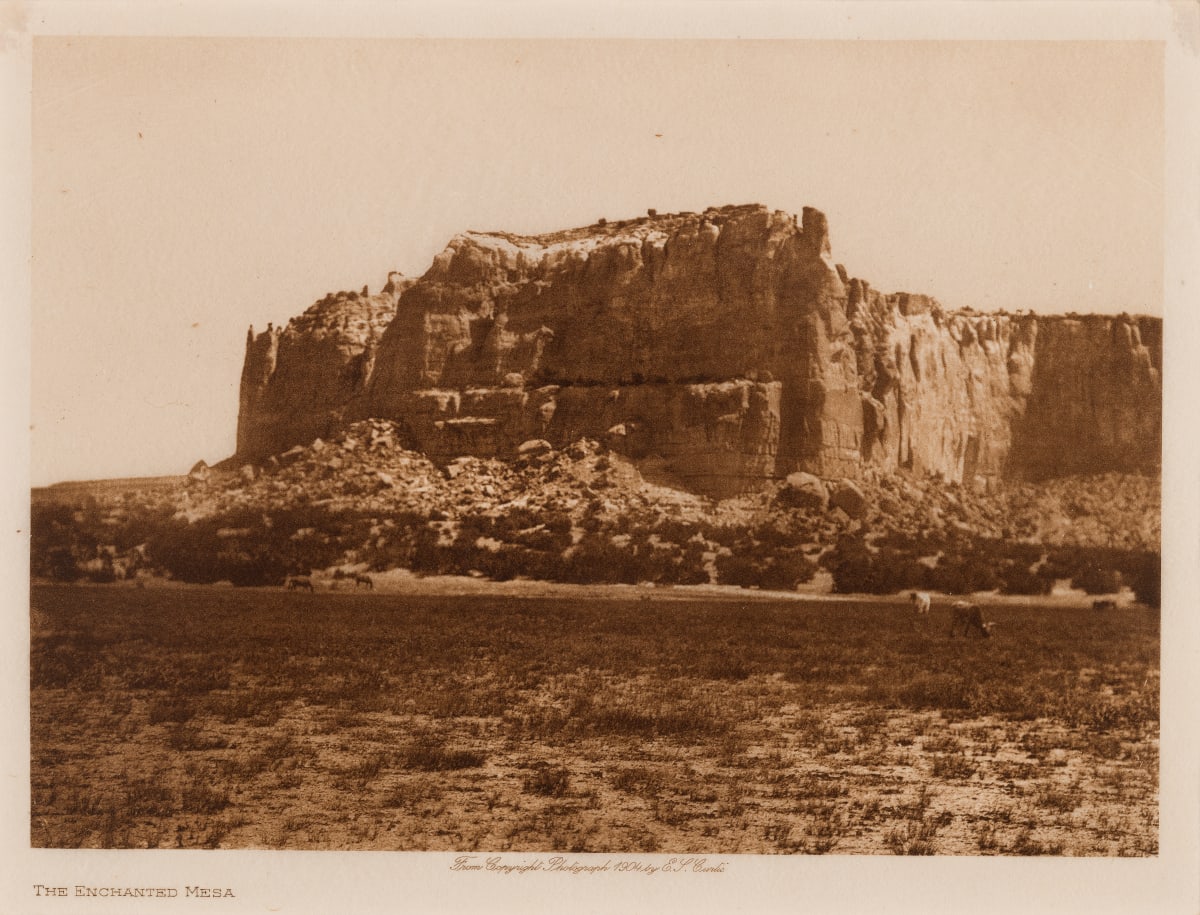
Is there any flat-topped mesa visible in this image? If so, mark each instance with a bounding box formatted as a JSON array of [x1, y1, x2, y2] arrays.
[[234, 204, 1161, 496]]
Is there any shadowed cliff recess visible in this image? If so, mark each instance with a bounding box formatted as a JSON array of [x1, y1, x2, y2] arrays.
[[235, 205, 1161, 497]]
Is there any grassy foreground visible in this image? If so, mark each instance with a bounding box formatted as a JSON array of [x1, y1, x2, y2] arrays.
[[30, 584, 1158, 855]]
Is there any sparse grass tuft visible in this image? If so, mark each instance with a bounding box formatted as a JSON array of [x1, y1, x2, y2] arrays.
[[148, 697, 196, 725], [180, 785, 230, 814], [380, 777, 442, 810], [611, 767, 663, 797], [1007, 828, 1066, 856], [166, 724, 229, 751], [398, 737, 486, 772], [124, 780, 176, 817], [930, 753, 977, 780], [1036, 786, 1080, 813], [886, 817, 940, 855], [524, 764, 572, 797], [341, 750, 392, 784]]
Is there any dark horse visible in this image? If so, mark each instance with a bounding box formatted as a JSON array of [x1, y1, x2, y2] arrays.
[[949, 601, 993, 638]]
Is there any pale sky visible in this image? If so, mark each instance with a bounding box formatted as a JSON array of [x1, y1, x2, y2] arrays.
[[30, 38, 1164, 486]]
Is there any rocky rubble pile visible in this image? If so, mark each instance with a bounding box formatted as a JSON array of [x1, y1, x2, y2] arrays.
[[187, 421, 1159, 555], [33, 421, 1158, 592], [190, 420, 690, 528]]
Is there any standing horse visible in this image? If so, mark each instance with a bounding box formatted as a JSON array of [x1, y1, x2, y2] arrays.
[[354, 574, 374, 590], [285, 576, 314, 592], [949, 601, 993, 638]]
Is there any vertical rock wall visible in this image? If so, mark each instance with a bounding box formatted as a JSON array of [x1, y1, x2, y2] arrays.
[[236, 281, 407, 459], [1011, 316, 1162, 480], [234, 205, 1161, 494]]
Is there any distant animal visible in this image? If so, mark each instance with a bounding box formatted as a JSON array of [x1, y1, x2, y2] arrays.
[[949, 601, 993, 638], [909, 591, 932, 615], [354, 573, 374, 590], [285, 576, 314, 592], [1092, 599, 1117, 610]]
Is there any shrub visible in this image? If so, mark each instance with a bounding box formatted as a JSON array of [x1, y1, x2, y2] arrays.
[[999, 562, 1053, 596], [730, 549, 818, 591], [670, 543, 711, 585], [38, 546, 81, 582], [927, 551, 1000, 595], [558, 534, 639, 584], [410, 526, 455, 576], [84, 564, 118, 584], [715, 552, 758, 588], [146, 520, 225, 583], [224, 551, 290, 587], [30, 502, 100, 581], [1128, 552, 1160, 608], [1071, 565, 1123, 595], [869, 548, 929, 592], [824, 536, 924, 595], [828, 542, 878, 594]]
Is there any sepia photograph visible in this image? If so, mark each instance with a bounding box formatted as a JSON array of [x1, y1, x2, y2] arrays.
[[6, 2, 1200, 913]]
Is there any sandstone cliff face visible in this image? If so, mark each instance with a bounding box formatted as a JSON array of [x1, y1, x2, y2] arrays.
[[237, 276, 411, 459], [1011, 316, 1161, 480], [364, 380, 781, 496], [235, 205, 1161, 495]]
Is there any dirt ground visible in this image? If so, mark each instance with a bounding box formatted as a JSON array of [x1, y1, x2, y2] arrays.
[[30, 583, 1158, 856]]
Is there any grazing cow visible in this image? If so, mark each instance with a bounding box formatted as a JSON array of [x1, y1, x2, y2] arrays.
[[354, 573, 374, 590], [1092, 599, 1117, 610], [949, 600, 993, 638], [285, 576, 314, 592], [909, 591, 932, 615]]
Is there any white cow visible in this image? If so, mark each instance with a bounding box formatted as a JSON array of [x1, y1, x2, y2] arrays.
[[909, 591, 932, 615], [949, 600, 993, 638]]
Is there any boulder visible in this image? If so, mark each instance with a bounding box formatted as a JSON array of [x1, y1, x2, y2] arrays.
[[238, 464, 258, 483], [830, 479, 869, 519], [502, 372, 525, 388], [279, 445, 307, 465], [517, 439, 553, 459], [878, 495, 901, 516], [187, 460, 210, 483], [566, 439, 598, 460], [778, 472, 829, 512]]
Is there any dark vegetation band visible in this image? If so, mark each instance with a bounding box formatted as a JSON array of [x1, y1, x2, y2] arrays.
[[31, 498, 1159, 607]]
